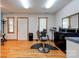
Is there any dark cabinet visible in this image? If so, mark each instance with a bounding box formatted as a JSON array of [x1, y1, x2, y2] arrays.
[[54, 32, 66, 53]]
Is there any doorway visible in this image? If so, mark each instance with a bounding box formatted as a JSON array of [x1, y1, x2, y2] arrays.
[[17, 17, 28, 40]]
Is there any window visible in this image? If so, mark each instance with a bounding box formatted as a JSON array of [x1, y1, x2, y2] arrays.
[[70, 14, 78, 28], [38, 17, 47, 32], [7, 17, 14, 33], [62, 18, 69, 28]]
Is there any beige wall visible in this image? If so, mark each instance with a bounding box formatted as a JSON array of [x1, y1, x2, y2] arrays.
[[3, 13, 56, 40], [4, 17, 17, 40]]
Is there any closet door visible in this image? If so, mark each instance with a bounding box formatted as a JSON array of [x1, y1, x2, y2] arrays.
[[18, 17, 28, 40]]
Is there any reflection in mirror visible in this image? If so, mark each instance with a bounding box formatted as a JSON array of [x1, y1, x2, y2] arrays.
[[62, 13, 79, 29], [62, 18, 69, 28]]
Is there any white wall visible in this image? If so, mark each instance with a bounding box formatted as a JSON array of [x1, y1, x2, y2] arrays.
[[3, 13, 56, 40], [0, 7, 1, 33], [56, 0, 79, 31]]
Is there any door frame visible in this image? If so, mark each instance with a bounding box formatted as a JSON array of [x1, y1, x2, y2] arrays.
[[17, 17, 29, 40]]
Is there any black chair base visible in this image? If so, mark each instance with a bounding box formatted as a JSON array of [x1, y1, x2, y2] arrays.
[[31, 43, 58, 53], [31, 43, 43, 49]]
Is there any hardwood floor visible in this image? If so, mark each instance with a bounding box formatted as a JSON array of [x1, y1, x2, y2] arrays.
[[0, 40, 66, 58]]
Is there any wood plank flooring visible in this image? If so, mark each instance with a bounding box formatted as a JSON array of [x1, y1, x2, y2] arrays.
[[0, 40, 66, 58]]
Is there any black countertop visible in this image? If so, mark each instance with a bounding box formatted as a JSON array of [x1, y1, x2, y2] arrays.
[[65, 37, 79, 44]]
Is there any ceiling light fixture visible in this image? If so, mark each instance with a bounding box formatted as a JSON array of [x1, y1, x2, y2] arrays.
[[45, 0, 56, 8], [20, 0, 30, 8]]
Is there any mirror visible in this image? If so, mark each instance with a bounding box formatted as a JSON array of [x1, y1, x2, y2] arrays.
[[38, 17, 47, 32]]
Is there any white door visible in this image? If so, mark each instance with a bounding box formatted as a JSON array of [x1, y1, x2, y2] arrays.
[[18, 17, 28, 40]]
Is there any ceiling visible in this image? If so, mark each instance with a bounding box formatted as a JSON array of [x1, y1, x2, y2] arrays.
[[1, 0, 72, 14]]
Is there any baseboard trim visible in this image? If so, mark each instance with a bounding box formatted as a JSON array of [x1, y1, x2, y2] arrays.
[[6, 39, 54, 41], [7, 39, 18, 41], [33, 39, 54, 41]]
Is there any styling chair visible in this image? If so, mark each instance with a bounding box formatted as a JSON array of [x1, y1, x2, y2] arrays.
[[38, 29, 50, 53]]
